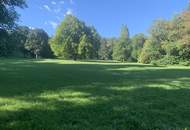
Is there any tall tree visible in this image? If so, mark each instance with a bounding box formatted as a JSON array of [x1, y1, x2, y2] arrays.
[[50, 15, 85, 59], [112, 25, 131, 62], [50, 15, 100, 60], [131, 33, 146, 61]]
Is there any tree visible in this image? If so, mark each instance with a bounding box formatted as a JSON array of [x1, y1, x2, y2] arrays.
[[139, 39, 161, 64], [149, 20, 171, 43], [87, 26, 101, 59], [112, 25, 131, 62], [0, 0, 27, 29], [25, 29, 51, 59], [9, 26, 31, 57], [98, 38, 117, 60], [50, 15, 85, 59], [0, 29, 9, 56], [50, 15, 100, 60], [78, 35, 93, 59], [161, 41, 179, 56], [131, 33, 146, 61], [0, 0, 26, 57]]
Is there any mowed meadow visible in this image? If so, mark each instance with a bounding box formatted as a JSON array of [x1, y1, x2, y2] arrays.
[[0, 59, 190, 130]]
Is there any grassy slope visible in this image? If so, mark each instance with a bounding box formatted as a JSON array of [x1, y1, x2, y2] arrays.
[[0, 59, 190, 130]]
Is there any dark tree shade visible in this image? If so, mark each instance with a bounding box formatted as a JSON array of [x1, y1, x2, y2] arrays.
[[0, 0, 27, 29], [25, 29, 52, 59]]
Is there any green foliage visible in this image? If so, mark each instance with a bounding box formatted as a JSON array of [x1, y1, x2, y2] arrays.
[[78, 35, 93, 59], [112, 25, 132, 62], [161, 41, 179, 56], [50, 15, 100, 60], [139, 39, 161, 64], [0, 0, 27, 29], [9, 26, 31, 57], [149, 20, 171, 42], [139, 8, 190, 65], [0, 29, 20, 57], [131, 33, 146, 61], [25, 29, 52, 58], [177, 42, 190, 60], [151, 55, 180, 65], [98, 38, 116, 60], [0, 29, 10, 56], [179, 61, 190, 66]]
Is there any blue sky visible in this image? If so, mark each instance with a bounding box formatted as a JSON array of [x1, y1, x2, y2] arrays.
[[17, 0, 189, 37]]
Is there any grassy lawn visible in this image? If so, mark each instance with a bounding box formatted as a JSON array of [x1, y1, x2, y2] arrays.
[[0, 59, 190, 130]]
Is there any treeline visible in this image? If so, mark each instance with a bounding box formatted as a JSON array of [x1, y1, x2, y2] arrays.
[[0, 0, 190, 65], [49, 15, 146, 62], [99, 7, 190, 65], [0, 27, 53, 58], [139, 8, 190, 65], [0, 0, 52, 58]]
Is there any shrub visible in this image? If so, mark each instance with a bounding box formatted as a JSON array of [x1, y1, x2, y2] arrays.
[[179, 61, 190, 66], [152, 55, 180, 65]]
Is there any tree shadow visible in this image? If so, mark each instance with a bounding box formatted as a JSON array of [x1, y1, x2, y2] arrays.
[[0, 59, 190, 129], [1, 87, 190, 130]]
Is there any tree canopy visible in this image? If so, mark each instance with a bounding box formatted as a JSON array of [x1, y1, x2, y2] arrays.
[[0, 0, 27, 29], [25, 29, 52, 59], [50, 15, 100, 60], [0, 1, 190, 65], [112, 25, 131, 62]]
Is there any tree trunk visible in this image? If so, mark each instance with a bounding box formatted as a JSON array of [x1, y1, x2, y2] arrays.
[[36, 54, 38, 59]]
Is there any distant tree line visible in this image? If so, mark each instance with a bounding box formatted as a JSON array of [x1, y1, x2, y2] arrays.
[[0, 0, 190, 65], [97, 6, 190, 65]]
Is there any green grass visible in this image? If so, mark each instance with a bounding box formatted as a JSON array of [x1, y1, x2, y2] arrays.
[[0, 59, 190, 130]]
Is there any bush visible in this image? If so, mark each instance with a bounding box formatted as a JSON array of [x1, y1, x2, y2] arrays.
[[151, 55, 180, 65], [151, 61, 159, 66], [179, 61, 190, 66]]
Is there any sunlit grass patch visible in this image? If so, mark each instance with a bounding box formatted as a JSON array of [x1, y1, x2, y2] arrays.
[[0, 59, 190, 130]]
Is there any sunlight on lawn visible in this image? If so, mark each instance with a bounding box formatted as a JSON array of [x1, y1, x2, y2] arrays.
[[0, 59, 190, 130]]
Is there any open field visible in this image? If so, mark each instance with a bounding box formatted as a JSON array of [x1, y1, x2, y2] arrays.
[[0, 59, 190, 130]]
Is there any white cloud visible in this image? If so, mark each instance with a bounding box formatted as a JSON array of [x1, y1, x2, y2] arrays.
[[43, 5, 51, 12], [65, 9, 73, 15], [44, 21, 58, 29], [49, 21, 58, 29], [51, 1, 56, 5]]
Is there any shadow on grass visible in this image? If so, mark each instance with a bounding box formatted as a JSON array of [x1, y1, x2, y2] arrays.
[[0, 59, 190, 130], [1, 87, 190, 130]]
